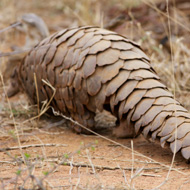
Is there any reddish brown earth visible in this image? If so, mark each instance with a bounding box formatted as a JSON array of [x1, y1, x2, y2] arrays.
[[1, 90, 190, 189]]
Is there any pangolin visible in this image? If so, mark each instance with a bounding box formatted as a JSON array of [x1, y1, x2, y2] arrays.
[[17, 26, 190, 160], [5, 13, 49, 97]]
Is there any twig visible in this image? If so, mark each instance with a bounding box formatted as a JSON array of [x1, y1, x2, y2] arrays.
[[141, 173, 161, 177], [79, 155, 175, 165], [0, 143, 68, 152], [69, 157, 74, 188], [0, 22, 21, 34], [0, 160, 16, 165], [37, 128, 66, 135], [0, 48, 31, 57], [59, 162, 163, 171], [1, 156, 188, 172], [86, 149, 96, 174], [74, 166, 81, 190], [40, 142, 96, 181], [122, 167, 129, 188]]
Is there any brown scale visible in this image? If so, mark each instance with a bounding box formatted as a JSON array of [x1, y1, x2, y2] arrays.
[[18, 26, 190, 160]]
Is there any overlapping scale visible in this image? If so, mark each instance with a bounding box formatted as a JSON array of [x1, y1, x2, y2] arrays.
[[19, 26, 190, 161]]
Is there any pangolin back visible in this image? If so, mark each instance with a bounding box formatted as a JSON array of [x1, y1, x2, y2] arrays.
[[19, 26, 190, 160]]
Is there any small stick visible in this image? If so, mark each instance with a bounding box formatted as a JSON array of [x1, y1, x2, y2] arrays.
[[0, 22, 21, 34], [0, 49, 30, 57], [141, 173, 161, 177], [59, 162, 163, 171], [0, 143, 68, 152]]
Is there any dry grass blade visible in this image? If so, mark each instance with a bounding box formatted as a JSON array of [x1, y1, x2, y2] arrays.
[[165, 0, 177, 181], [0, 73, 25, 163], [34, 73, 40, 117], [149, 0, 180, 188], [22, 79, 56, 124], [41, 79, 56, 113], [141, 0, 190, 33]]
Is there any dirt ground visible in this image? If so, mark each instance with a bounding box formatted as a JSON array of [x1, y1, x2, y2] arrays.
[[1, 0, 190, 189], [1, 94, 190, 190]]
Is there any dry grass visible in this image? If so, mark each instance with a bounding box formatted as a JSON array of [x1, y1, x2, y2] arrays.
[[1, 0, 190, 189]]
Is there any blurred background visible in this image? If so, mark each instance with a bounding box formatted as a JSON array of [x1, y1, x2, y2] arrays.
[[1, 1, 190, 189]]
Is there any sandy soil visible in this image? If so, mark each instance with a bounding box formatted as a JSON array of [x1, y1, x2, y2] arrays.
[[1, 93, 190, 189]]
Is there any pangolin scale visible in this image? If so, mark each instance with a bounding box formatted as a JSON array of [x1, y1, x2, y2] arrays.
[[18, 26, 190, 160]]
